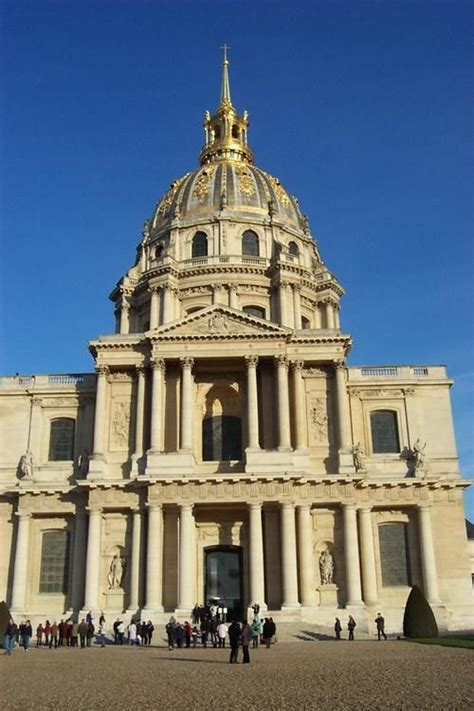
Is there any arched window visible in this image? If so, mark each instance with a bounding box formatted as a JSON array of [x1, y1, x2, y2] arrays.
[[214, 125, 221, 140], [232, 125, 240, 139], [288, 241, 299, 256], [301, 316, 311, 329], [39, 530, 70, 593], [155, 243, 164, 259], [243, 305, 265, 319], [242, 230, 259, 256], [370, 410, 400, 453], [203, 415, 242, 461], [379, 523, 411, 586], [49, 418, 75, 461], [192, 232, 208, 258]]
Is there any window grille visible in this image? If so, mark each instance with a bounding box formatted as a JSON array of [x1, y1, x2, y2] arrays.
[[39, 530, 70, 594], [48, 419, 75, 461], [370, 410, 400, 453], [379, 523, 411, 586]]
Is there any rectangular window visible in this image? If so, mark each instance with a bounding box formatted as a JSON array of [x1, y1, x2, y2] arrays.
[[371, 411, 400, 453], [39, 530, 70, 593], [49, 419, 75, 461], [379, 523, 411, 587]]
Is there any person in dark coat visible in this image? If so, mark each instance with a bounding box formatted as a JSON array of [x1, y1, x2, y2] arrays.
[[240, 621, 252, 664], [3, 619, 17, 655], [146, 621, 154, 645], [375, 613, 387, 640], [20, 620, 33, 651], [200, 616, 209, 648], [334, 617, 342, 640], [165, 620, 175, 650], [228, 620, 241, 664], [262, 618, 272, 648], [347, 615, 356, 641]]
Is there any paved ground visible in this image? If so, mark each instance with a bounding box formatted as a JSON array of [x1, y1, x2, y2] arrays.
[[1, 636, 472, 710]]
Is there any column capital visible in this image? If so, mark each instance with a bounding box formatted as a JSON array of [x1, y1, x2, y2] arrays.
[[228, 283, 238, 293], [245, 355, 259, 368], [291, 283, 301, 293], [131, 506, 142, 515], [358, 505, 373, 514], [95, 365, 109, 376], [150, 357, 166, 372], [86, 506, 102, 514], [149, 284, 160, 295], [280, 501, 296, 510], [247, 501, 263, 510], [15, 511, 32, 519], [179, 503, 195, 512], [275, 354, 289, 369], [146, 502, 163, 512], [342, 502, 358, 511], [296, 503, 311, 512], [334, 360, 346, 371], [136, 365, 147, 376], [417, 502, 431, 511], [180, 356, 195, 370], [290, 359, 305, 372]]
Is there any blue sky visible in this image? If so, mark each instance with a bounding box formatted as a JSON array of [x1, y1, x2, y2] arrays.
[[1, 0, 473, 516]]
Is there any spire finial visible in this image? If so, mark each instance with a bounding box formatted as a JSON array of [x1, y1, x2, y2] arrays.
[[219, 43, 232, 106]]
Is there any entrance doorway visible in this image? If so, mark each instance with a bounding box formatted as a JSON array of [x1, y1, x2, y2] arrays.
[[204, 546, 243, 621]]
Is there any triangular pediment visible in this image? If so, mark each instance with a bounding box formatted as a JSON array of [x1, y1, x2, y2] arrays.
[[150, 305, 290, 339]]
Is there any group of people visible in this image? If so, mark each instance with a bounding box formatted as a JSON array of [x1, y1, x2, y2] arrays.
[[334, 613, 387, 640]]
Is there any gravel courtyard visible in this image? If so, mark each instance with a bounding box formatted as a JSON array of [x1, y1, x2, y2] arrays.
[[1, 637, 472, 710]]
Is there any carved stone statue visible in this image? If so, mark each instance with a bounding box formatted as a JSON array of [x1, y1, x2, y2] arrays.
[[108, 552, 125, 589], [78, 448, 89, 477], [19, 449, 34, 480], [412, 438, 427, 472], [319, 548, 334, 585], [352, 441, 367, 473]]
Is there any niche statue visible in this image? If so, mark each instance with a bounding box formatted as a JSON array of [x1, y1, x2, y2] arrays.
[[108, 552, 125, 589], [319, 548, 334, 585]]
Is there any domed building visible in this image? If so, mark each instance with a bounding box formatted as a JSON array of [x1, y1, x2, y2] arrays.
[[0, 54, 472, 632]]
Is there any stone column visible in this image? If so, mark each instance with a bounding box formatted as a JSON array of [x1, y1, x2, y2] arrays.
[[119, 298, 130, 335], [144, 504, 164, 611], [292, 284, 302, 329], [229, 284, 239, 309], [70, 510, 87, 612], [418, 504, 441, 604], [10, 512, 31, 612], [180, 357, 194, 451], [128, 508, 142, 611], [334, 363, 351, 451], [178, 504, 195, 610], [334, 306, 341, 330], [133, 366, 146, 462], [280, 502, 300, 608], [325, 301, 335, 329], [212, 284, 225, 305], [278, 283, 290, 327], [83, 507, 102, 611], [358, 507, 378, 605], [149, 358, 165, 452], [291, 360, 307, 450], [248, 503, 266, 608], [297, 504, 315, 606], [314, 303, 322, 329], [91, 366, 108, 459], [275, 356, 291, 451], [343, 503, 363, 605], [149, 288, 160, 330], [162, 285, 174, 324], [245, 355, 260, 450]]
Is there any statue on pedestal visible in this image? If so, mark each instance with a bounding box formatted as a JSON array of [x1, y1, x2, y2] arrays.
[[78, 448, 89, 477], [319, 548, 334, 585], [108, 552, 125, 589], [412, 438, 426, 473], [19, 449, 34, 480], [352, 441, 367, 473]]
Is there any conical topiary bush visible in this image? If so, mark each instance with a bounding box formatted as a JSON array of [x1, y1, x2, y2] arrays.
[[403, 585, 439, 638]]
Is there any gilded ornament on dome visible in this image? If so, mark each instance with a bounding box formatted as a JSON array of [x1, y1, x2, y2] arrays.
[[269, 175, 290, 207], [158, 174, 189, 215], [235, 165, 255, 197], [193, 164, 216, 203]]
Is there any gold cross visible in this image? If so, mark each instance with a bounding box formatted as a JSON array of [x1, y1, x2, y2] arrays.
[[221, 44, 231, 62]]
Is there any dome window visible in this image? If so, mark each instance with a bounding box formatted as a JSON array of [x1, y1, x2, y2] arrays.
[[243, 305, 265, 319], [288, 241, 299, 256], [302, 316, 310, 329], [242, 230, 259, 257], [232, 124, 240, 139], [155, 243, 164, 259], [192, 231, 208, 258], [213, 125, 221, 140]]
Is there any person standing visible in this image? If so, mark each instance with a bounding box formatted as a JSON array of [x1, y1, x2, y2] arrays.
[[347, 615, 356, 641], [86, 621, 95, 647], [262, 618, 272, 648], [375, 613, 387, 640], [228, 620, 241, 664], [71, 621, 79, 647], [334, 617, 342, 640], [98, 620, 107, 647], [36, 623, 44, 647], [50, 621, 58, 649], [217, 621, 228, 648], [3, 619, 17, 655], [251, 619, 260, 648], [184, 621, 192, 648], [43, 620, 51, 648], [21, 620, 32, 651], [117, 620, 125, 645], [165, 619, 175, 650], [128, 621, 137, 646], [78, 620, 88, 649], [241, 621, 252, 664], [147, 621, 154, 646]]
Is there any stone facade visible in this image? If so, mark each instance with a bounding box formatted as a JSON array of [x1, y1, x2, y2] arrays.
[[0, 56, 472, 632]]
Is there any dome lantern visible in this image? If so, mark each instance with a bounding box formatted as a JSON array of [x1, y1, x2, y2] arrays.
[[199, 46, 253, 166]]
